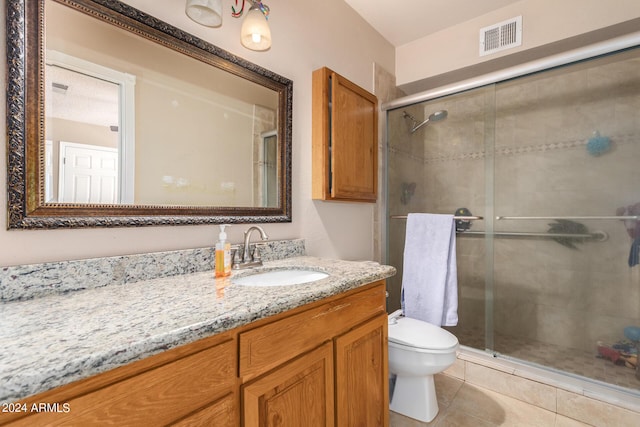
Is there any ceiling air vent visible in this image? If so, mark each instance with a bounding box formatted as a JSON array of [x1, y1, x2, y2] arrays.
[[479, 16, 522, 57]]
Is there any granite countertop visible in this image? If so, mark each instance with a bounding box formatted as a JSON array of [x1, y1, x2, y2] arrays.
[[0, 256, 395, 404]]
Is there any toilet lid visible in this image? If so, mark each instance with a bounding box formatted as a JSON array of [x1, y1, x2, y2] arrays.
[[388, 316, 458, 350]]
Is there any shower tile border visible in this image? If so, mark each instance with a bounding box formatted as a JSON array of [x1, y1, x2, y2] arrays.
[[447, 346, 640, 420], [388, 132, 639, 165]]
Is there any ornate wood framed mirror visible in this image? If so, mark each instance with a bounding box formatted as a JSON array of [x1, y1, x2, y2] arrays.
[[6, 0, 292, 228]]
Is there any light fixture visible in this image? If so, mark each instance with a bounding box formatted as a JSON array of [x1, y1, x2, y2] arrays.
[[237, 1, 271, 51], [185, 0, 272, 51], [185, 0, 223, 27]]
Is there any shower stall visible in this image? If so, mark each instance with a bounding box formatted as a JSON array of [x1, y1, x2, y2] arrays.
[[385, 41, 640, 395]]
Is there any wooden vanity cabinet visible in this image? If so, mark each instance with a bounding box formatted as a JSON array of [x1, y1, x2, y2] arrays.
[[312, 67, 378, 202], [0, 333, 238, 427], [239, 281, 389, 427], [1, 281, 388, 427]]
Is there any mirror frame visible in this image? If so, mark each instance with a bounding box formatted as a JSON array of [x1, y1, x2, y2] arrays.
[[6, 0, 293, 229]]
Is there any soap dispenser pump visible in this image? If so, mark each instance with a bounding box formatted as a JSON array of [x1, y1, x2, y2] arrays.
[[215, 224, 232, 277]]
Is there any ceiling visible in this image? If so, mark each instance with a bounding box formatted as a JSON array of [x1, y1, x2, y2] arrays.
[[344, 0, 521, 47], [46, 64, 120, 129]]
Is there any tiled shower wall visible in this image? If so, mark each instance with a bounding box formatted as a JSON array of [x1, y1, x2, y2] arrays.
[[492, 52, 640, 352], [387, 47, 640, 390], [375, 63, 407, 264]]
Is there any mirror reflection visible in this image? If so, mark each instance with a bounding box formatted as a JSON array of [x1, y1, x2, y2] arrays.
[[44, 0, 279, 208]]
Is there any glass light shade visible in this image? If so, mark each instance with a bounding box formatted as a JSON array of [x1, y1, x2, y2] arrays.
[[240, 7, 272, 51], [185, 0, 223, 27]]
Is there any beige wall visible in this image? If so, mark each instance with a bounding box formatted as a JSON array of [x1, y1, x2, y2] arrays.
[[396, 0, 640, 91], [0, 0, 394, 266], [133, 79, 255, 206]]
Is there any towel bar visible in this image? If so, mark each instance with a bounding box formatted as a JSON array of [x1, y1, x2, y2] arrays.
[[458, 230, 608, 241], [391, 215, 637, 221], [496, 215, 638, 221], [390, 215, 483, 220]]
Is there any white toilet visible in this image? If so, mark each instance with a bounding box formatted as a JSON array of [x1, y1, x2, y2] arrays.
[[388, 309, 459, 422]]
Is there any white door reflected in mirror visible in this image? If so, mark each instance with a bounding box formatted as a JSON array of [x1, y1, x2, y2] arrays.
[[58, 142, 119, 204], [45, 50, 135, 204]]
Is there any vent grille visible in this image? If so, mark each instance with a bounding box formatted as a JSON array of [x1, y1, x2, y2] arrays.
[[479, 16, 522, 56]]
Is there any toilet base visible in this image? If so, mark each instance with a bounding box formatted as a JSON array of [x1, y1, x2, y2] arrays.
[[389, 374, 439, 423]]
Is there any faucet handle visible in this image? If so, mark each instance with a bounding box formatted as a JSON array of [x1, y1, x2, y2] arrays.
[[232, 246, 243, 269], [252, 245, 262, 262]]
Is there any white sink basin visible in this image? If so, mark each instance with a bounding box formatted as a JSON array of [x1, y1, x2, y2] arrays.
[[232, 269, 329, 287]]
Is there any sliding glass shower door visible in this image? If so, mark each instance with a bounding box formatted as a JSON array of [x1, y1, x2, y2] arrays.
[[491, 48, 640, 390], [385, 45, 640, 394], [387, 84, 496, 351]]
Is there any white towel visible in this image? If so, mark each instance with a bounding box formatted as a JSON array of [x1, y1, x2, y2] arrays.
[[401, 213, 458, 326]]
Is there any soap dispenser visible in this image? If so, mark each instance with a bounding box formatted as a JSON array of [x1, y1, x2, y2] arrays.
[[215, 224, 232, 277]]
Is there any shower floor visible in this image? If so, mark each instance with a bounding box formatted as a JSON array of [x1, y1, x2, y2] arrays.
[[450, 327, 640, 392]]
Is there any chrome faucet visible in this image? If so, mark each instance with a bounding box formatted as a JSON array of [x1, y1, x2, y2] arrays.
[[233, 226, 269, 269]]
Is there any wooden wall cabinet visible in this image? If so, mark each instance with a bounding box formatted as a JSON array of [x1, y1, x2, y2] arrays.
[[312, 67, 378, 202]]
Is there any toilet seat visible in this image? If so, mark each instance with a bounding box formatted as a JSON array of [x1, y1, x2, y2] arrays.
[[388, 316, 458, 353]]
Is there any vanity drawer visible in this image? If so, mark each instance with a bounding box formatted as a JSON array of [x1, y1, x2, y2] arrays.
[[169, 392, 237, 427], [6, 338, 235, 426], [239, 282, 386, 379]]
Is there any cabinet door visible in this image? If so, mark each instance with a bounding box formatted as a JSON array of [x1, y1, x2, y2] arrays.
[[312, 67, 378, 202], [243, 342, 334, 427], [334, 314, 388, 427], [331, 72, 377, 202]]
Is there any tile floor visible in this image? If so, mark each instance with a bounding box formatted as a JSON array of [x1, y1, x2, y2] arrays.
[[449, 327, 640, 392], [390, 374, 593, 427]]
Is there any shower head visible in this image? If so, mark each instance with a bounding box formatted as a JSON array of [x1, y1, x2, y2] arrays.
[[403, 109, 448, 133], [429, 110, 448, 122]]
